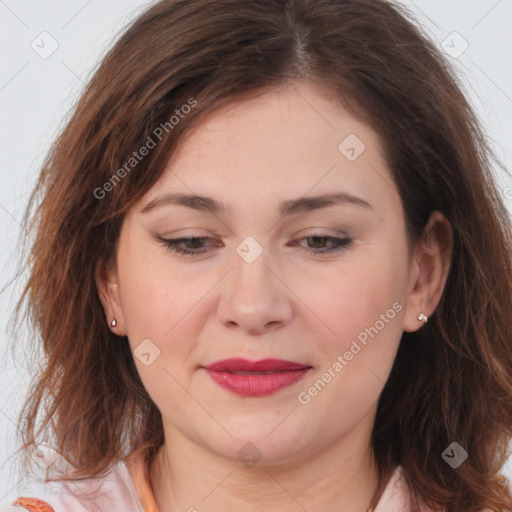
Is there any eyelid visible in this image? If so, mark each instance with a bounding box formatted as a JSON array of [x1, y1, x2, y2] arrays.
[[298, 228, 349, 238], [156, 228, 348, 243], [156, 231, 353, 257], [159, 228, 216, 237]]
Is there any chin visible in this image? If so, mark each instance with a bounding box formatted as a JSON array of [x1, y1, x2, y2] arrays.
[[202, 420, 312, 467]]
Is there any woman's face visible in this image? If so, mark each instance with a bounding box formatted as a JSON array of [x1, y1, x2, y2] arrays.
[[99, 81, 446, 465]]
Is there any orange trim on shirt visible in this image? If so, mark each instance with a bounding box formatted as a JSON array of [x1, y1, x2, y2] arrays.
[[12, 497, 55, 512], [125, 449, 161, 512]]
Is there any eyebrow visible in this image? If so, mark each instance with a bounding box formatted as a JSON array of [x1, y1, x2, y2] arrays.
[[140, 192, 373, 216]]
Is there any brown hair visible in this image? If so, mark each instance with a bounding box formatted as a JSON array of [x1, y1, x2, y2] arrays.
[[12, 0, 512, 510]]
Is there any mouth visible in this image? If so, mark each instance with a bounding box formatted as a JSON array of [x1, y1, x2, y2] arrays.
[[201, 358, 312, 397]]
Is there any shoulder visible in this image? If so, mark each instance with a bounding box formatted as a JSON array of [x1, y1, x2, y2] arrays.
[[374, 466, 414, 512], [0, 458, 143, 512], [374, 466, 512, 512], [375, 466, 443, 511]]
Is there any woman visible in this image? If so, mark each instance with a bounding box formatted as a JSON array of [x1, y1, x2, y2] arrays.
[[2, 0, 512, 511]]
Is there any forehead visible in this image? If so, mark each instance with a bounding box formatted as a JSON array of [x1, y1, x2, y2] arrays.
[[141, 81, 400, 216]]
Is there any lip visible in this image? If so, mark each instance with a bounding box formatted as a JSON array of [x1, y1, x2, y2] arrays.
[[202, 358, 312, 397]]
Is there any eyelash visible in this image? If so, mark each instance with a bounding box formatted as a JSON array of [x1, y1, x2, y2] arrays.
[[158, 234, 352, 256]]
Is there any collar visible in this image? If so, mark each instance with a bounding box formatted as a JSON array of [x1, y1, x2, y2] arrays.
[[125, 448, 160, 512]]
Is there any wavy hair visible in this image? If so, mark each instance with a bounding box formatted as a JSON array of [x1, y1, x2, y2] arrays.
[[12, 1, 512, 510]]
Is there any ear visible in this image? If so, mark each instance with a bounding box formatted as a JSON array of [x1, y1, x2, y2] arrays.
[[95, 256, 127, 336], [402, 210, 453, 333]]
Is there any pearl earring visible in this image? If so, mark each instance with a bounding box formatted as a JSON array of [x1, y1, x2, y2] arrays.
[[417, 312, 428, 323], [110, 319, 117, 327]]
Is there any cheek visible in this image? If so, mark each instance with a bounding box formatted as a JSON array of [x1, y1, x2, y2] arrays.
[[116, 241, 213, 397], [296, 242, 407, 407], [115, 253, 211, 419], [117, 237, 208, 340], [303, 244, 407, 349]]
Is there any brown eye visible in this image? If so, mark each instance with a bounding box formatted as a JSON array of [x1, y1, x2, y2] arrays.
[[290, 235, 352, 254], [158, 236, 222, 256]]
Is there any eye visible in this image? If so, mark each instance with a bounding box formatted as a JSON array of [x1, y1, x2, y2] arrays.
[[289, 234, 352, 254], [157, 233, 352, 257], [158, 236, 222, 256]]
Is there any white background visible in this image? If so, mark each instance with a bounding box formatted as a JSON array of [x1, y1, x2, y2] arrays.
[[0, 0, 511, 502]]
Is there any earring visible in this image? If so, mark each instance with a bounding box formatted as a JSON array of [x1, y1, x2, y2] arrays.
[[417, 312, 428, 323], [110, 319, 117, 327]]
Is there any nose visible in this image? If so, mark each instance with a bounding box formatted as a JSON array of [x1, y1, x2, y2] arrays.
[[216, 248, 293, 335]]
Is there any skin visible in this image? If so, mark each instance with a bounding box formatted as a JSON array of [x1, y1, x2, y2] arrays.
[[96, 80, 452, 512]]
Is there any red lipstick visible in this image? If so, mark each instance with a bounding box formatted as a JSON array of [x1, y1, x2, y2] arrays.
[[202, 358, 312, 397]]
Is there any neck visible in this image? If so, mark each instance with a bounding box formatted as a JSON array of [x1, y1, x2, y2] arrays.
[[150, 421, 380, 512]]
